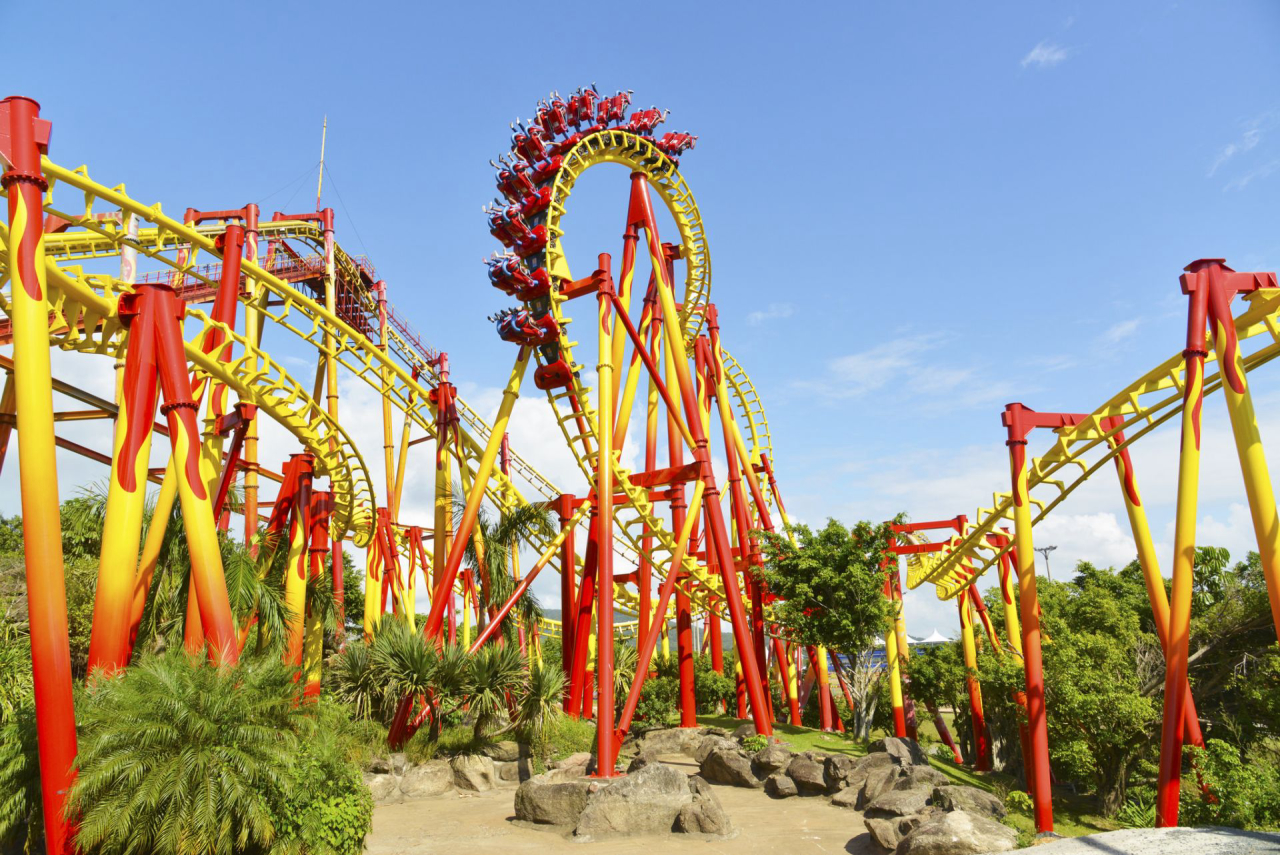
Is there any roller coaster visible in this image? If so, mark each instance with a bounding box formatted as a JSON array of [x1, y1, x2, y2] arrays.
[[5, 83, 1280, 851]]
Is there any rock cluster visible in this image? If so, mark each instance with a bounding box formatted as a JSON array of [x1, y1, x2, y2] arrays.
[[514, 761, 734, 840], [362, 741, 534, 804], [691, 732, 1014, 854]]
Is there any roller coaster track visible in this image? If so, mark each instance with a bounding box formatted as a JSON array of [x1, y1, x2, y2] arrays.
[[906, 285, 1280, 600]]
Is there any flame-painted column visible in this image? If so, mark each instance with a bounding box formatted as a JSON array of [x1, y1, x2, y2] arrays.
[[593, 257, 618, 774], [958, 592, 992, 770], [883, 571, 908, 738], [283, 455, 314, 670], [1003, 404, 1054, 834], [557, 494, 578, 711], [2, 95, 79, 855], [304, 490, 331, 697]]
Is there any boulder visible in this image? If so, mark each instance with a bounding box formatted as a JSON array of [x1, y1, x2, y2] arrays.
[[699, 745, 761, 788], [932, 785, 1007, 819], [896, 810, 1017, 855], [864, 814, 925, 850], [830, 786, 860, 809], [893, 766, 951, 792], [751, 742, 794, 777], [732, 723, 758, 741], [366, 756, 393, 774], [554, 751, 593, 772], [765, 771, 798, 799], [831, 751, 895, 795], [700, 725, 732, 739], [867, 736, 930, 767], [865, 786, 932, 818], [399, 760, 454, 798], [857, 764, 904, 809], [513, 770, 595, 826], [482, 740, 521, 762], [694, 735, 738, 764], [363, 772, 402, 804], [640, 727, 703, 757], [574, 763, 692, 839], [786, 755, 829, 796], [390, 752, 409, 775], [450, 754, 497, 791], [676, 775, 735, 836], [626, 751, 657, 773]]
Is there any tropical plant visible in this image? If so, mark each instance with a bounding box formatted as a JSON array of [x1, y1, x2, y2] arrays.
[[467, 643, 525, 739], [455, 494, 553, 639], [516, 660, 568, 747], [69, 653, 311, 855]]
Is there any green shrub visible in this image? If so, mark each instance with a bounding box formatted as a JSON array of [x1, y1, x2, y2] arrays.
[[1005, 789, 1034, 815], [1180, 739, 1280, 830], [634, 675, 679, 726], [741, 734, 769, 753], [1115, 788, 1156, 829], [536, 712, 596, 762]]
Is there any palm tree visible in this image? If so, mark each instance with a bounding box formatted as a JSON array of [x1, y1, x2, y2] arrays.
[[69, 653, 310, 855], [516, 660, 567, 747], [466, 643, 525, 740], [326, 640, 390, 723], [455, 494, 554, 640]]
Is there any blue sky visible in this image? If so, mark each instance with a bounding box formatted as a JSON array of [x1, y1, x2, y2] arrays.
[[7, 2, 1280, 637]]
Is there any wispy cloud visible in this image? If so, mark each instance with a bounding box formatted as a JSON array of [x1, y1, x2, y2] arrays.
[[797, 333, 1020, 410], [1021, 41, 1070, 69], [747, 302, 794, 326], [1225, 158, 1280, 192], [1102, 318, 1140, 343], [1209, 128, 1262, 177]]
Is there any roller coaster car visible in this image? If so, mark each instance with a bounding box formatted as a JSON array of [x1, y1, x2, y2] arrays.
[[626, 108, 668, 135], [495, 161, 537, 202], [512, 125, 549, 162], [487, 204, 539, 249], [535, 96, 569, 137], [486, 254, 551, 300], [528, 155, 563, 185], [518, 185, 552, 218], [534, 356, 574, 390], [494, 308, 559, 347], [656, 132, 697, 158], [597, 91, 632, 126], [567, 87, 598, 128]]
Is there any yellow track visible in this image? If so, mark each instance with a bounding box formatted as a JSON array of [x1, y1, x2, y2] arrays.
[[910, 286, 1280, 599]]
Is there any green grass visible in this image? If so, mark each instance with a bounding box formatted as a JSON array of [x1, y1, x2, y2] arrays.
[[696, 714, 1120, 845]]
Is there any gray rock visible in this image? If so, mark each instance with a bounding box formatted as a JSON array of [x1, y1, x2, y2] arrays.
[[363, 771, 402, 804], [896, 810, 1017, 855], [574, 763, 693, 839], [390, 752, 409, 775], [857, 764, 904, 809], [554, 751, 593, 771], [700, 725, 732, 739], [626, 751, 657, 773], [831, 786, 860, 809], [765, 771, 798, 798], [514, 770, 595, 826], [865, 814, 925, 850], [824, 754, 859, 791], [694, 735, 739, 764], [893, 767, 951, 792], [1008, 828, 1280, 855], [640, 727, 704, 757], [867, 736, 930, 767], [830, 751, 895, 796], [699, 745, 761, 788], [786, 755, 828, 796], [752, 742, 794, 777], [366, 756, 393, 774], [450, 754, 497, 791], [676, 775, 734, 836], [482, 740, 521, 762], [732, 723, 758, 740], [865, 786, 932, 818], [931, 785, 1006, 819], [399, 760, 453, 798]]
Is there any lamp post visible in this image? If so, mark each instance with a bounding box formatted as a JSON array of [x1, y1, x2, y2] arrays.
[[1035, 545, 1058, 581]]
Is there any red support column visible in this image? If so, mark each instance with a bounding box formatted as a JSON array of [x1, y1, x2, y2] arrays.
[[1, 96, 78, 855], [557, 494, 578, 711]]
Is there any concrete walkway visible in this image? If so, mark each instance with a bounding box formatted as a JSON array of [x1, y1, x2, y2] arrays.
[[1026, 828, 1280, 855], [368, 755, 879, 854]]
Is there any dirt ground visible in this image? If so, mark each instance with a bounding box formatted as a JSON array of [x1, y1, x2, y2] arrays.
[[368, 756, 879, 855]]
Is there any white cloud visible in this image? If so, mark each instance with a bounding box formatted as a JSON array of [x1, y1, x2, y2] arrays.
[[747, 302, 794, 326], [1021, 41, 1070, 69], [1208, 128, 1262, 177], [1225, 158, 1280, 192], [1102, 318, 1141, 343]]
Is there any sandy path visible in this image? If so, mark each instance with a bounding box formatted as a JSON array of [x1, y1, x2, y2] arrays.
[[368, 756, 878, 855]]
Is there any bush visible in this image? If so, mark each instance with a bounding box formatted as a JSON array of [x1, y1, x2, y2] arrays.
[[1180, 739, 1280, 830], [634, 675, 679, 726], [1005, 790, 1034, 815], [536, 712, 596, 762], [742, 734, 768, 753]]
